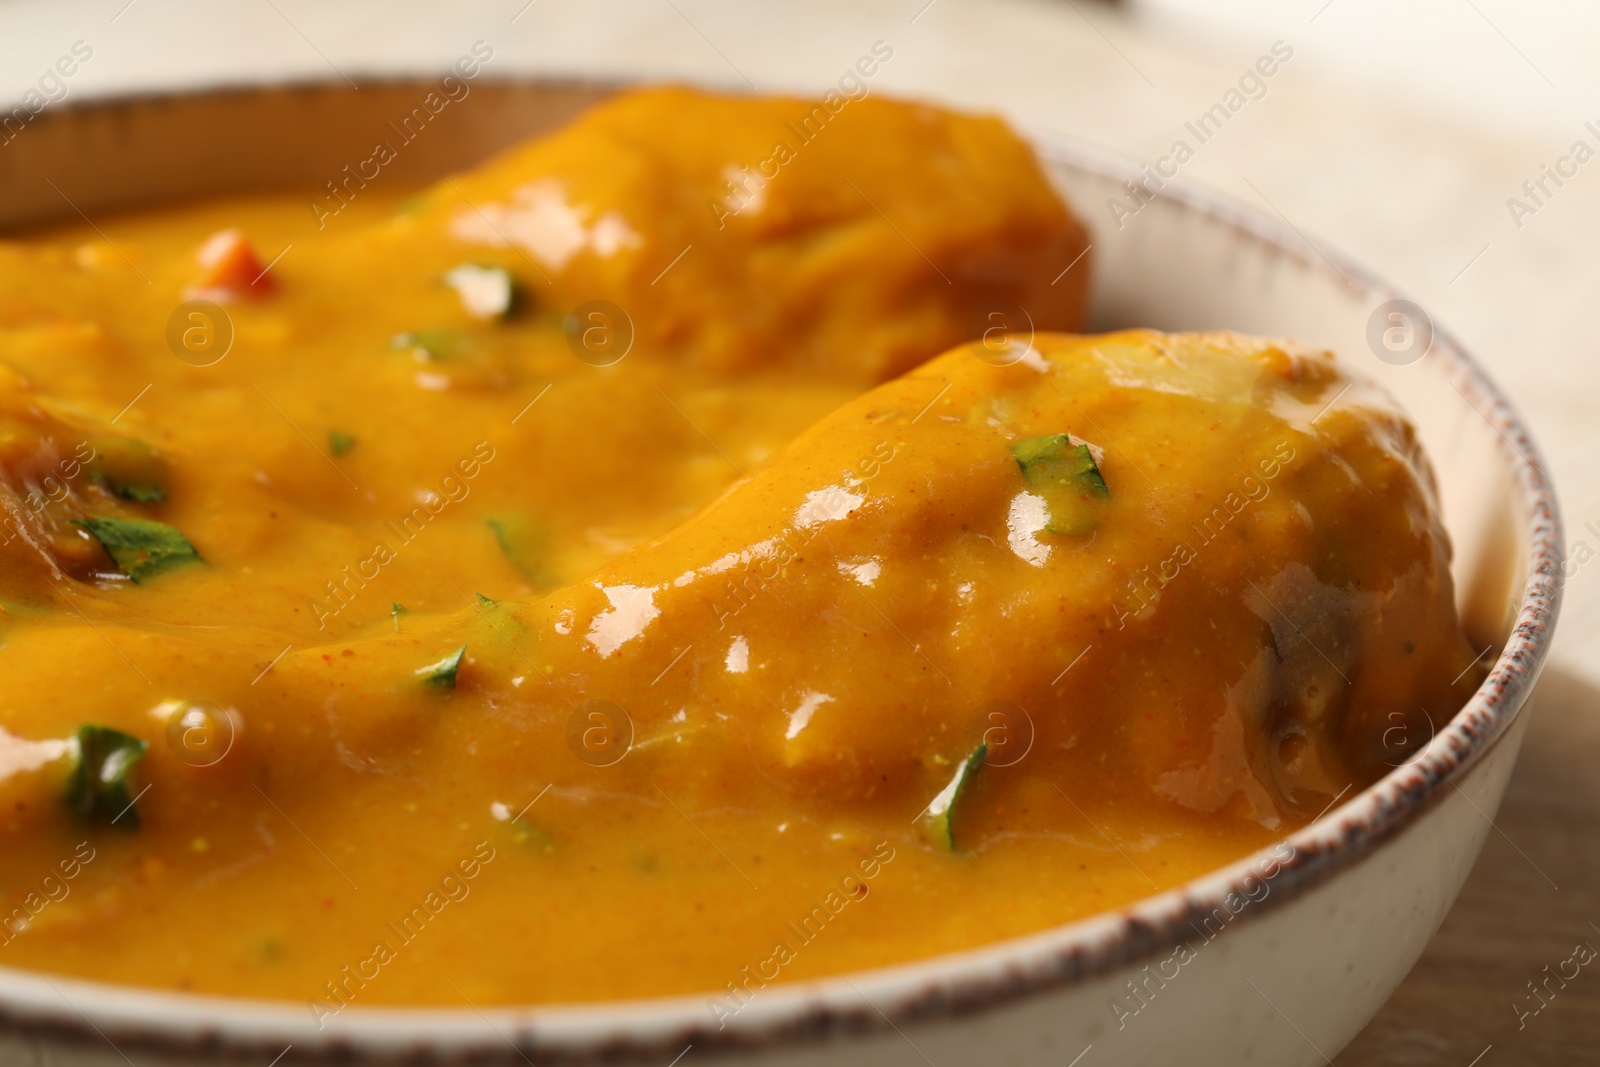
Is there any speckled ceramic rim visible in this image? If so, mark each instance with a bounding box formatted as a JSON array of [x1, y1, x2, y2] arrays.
[[0, 82, 1564, 1065]]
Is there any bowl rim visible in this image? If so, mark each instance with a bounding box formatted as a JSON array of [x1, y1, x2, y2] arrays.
[[0, 78, 1565, 1066]]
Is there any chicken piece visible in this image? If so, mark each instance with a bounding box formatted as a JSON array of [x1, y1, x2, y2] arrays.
[[412, 86, 1091, 382]]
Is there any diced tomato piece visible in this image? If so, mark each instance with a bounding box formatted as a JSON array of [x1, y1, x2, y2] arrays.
[[183, 229, 277, 301]]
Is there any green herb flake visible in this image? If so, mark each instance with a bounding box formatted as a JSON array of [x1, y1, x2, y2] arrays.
[[916, 742, 986, 852], [389, 330, 466, 362], [67, 725, 149, 829], [416, 645, 466, 689], [1011, 434, 1110, 535], [110, 482, 167, 503], [73, 516, 203, 583], [475, 592, 497, 608], [487, 516, 556, 589], [511, 820, 558, 853], [394, 194, 429, 217], [85, 436, 168, 504], [390, 601, 406, 631], [328, 431, 357, 457]]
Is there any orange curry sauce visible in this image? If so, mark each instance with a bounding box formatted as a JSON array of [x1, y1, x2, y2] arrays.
[[0, 88, 1480, 1016]]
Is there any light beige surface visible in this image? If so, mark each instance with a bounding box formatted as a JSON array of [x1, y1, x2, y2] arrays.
[[2, 0, 1594, 1061]]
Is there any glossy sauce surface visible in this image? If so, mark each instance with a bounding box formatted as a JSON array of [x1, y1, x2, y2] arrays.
[[0, 88, 1479, 1011]]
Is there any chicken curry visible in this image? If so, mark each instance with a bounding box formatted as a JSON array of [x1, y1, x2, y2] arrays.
[[0, 87, 1482, 1015]]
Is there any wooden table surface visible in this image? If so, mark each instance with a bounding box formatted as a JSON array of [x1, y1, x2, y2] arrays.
[[1342, 668, 1600, 1066]]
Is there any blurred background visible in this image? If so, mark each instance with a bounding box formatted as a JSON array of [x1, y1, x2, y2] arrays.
[[3, 1, 1596, 1061]]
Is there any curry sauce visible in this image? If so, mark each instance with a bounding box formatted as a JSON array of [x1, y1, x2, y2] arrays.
[[0, 87, 1481, 1013]]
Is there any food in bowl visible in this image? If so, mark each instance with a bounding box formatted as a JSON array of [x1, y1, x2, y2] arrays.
[[0, 87, 1483, 1014]]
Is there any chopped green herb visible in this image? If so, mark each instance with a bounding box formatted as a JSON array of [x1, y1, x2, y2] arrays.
[[444, 264, 518, 320], [73, 516, 202, 583], [916, 742, 986, 852], [487, 516, 556, 589], [391, 601, 406, 632], [110, 482, 167, 503], [66, 725, 148, 829], [85, 436, 168, 504], [328, 431, 357, 456], [1011, 434, 1110, 535], [475, 592, 497, 608], [394, 194, 429, 216], [416, 645, 466, 689], [511, 820, 557, 852], [389, 330, 466, 362]]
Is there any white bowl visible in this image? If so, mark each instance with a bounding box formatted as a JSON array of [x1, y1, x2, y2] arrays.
[[0, 79, 1562, 1066]]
